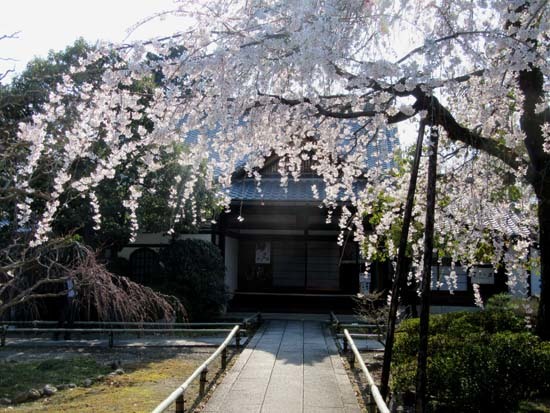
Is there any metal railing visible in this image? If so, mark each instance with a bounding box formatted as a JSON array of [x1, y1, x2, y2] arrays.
[[152, 324, 241, 413], [343, 329, 390, 413]]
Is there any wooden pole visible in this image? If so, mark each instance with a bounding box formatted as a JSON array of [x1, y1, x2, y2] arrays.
[[199, 368, 208, 397], [415, 126, 440, 413], [221, 347, 227, 369], [380, 120, 426, 399], [175, 393, 185, 413], [348, 351, 356, 369]]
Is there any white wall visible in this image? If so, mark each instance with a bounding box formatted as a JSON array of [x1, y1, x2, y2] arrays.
[[177, 233, 212, 242], [225, 237, 239, 294]]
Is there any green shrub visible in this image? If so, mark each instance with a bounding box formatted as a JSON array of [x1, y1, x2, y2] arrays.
[[392, 310, 550, 412], [486, 293, 539, 329], [159, 239, 227, 321]]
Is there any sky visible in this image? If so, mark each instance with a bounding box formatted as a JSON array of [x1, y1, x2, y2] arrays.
[[1, 0, 185, 81]]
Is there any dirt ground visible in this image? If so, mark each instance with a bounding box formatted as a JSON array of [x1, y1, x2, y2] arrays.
[[357, 350, 384, 386], [339, 347, 385, 413], [0, 344, 239, 413]]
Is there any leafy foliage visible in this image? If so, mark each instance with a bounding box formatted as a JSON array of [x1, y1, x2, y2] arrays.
[[0, 38, 94, 134], [159, 239, 227, 321], [0, 39, 218, 251], [0, 40, 220, 320], [393, 309, 550, 412], [136, 151, 219, 234], [0, 39, 95, 231], [51, 143, 219, 250]]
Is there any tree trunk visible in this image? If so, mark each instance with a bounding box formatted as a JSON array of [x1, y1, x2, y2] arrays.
[[537, 189, 550, 339], [380, 121, 426, 399], [415, 127, 439, 413], [517, 65, 550, 340]]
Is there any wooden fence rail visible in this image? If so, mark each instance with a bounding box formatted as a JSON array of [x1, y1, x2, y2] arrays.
[[0, 312, 262, 348], [152, 325, 241, 413], [329, 311, 340, 331], [1, 320, 234, 326], [0, 316, 261, 329], [0, 326, 243, 348], [329, 312, 386, 346]]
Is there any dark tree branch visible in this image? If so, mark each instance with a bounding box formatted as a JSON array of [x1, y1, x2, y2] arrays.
[[0, 68, 14, 82], [0, 32, 20, 41], [415, 126, 440, 413], [394, 30, 532, 65], [409, 88, 530, 177], [258, 85, 528, 182]]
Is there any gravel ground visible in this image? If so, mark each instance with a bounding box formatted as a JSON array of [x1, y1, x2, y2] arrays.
[[0, 344, 221, 365]]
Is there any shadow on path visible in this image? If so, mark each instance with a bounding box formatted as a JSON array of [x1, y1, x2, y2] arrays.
[[204, 320, 361, 413]]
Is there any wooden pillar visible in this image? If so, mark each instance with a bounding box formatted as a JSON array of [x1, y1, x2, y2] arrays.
[[415, 126, 440, 413], [380, 120, 426, 399]]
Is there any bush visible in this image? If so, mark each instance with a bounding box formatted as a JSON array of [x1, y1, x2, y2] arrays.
[[160, 239, 227, 321], [486, 293, 539, 329], [393, 309, 550, 412]]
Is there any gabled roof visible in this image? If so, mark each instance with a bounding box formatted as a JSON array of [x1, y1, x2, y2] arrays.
[[183, 123, 397, 203], [228, 177, 368, 203]]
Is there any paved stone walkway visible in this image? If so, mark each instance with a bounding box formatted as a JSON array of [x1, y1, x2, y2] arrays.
[[204, 320, 361, 413]]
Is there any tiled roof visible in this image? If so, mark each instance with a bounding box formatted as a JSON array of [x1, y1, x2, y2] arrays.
[[183, 122, 397, 202], [228, 177, 368, 202]]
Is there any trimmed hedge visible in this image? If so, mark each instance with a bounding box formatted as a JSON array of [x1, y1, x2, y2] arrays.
[[393, 309, 550, 413], [159, 239, 227, 321]]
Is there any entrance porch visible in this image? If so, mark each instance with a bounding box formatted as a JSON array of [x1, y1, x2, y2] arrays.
[[216, 204, 364, 312]]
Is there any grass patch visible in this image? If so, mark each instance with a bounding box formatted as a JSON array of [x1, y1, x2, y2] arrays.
[[1, 350, 229, 413], [0, 357, 110, 399]]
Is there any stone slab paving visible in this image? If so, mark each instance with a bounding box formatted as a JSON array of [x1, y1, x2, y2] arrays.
[[204, 320, 362, 413]]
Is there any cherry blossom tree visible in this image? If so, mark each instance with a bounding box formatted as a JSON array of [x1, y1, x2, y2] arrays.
[[4, 0, 549, 406], [0, 41, 192, 322]]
